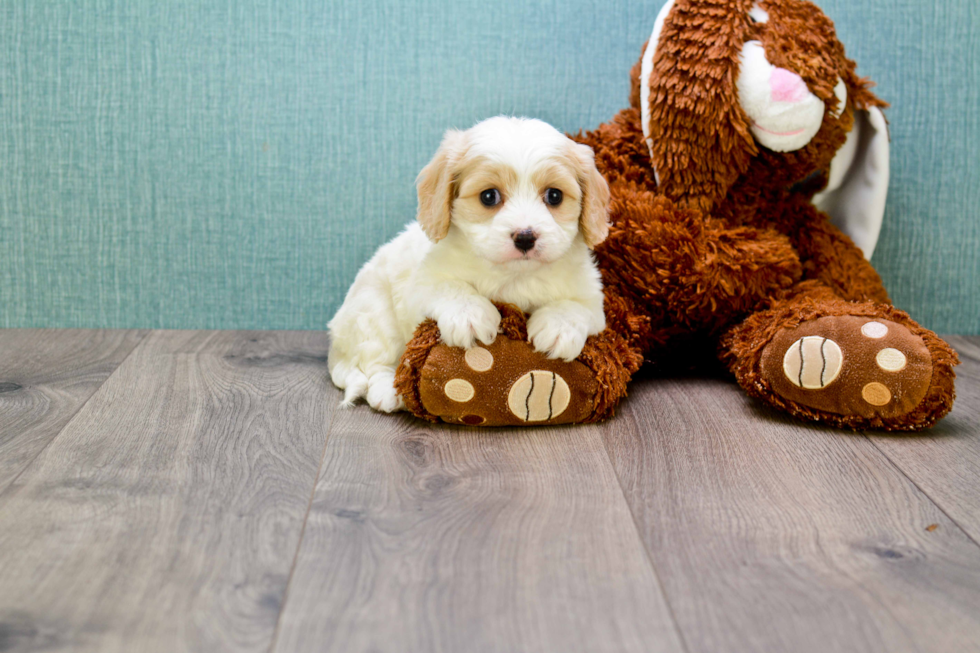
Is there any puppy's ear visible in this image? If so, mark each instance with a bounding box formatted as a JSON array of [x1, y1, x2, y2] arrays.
[[571, 143, 611, 249], [416, 129, 467, 242]]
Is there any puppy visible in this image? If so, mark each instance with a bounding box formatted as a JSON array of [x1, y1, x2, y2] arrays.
[[328, 116, 611, 412]]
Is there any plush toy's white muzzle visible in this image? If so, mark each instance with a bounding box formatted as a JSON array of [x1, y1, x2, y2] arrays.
[[736, 41, 832, 152]]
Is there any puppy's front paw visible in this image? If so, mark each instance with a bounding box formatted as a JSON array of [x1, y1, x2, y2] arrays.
[[366, 371, 405, 413], [527, 308, 589, 362], [436, 298, 501, 349]]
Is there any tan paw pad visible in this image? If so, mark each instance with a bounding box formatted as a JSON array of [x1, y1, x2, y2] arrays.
[[464, 347, 494, 372], [861, 321, 889, 339], [862, 382, 892, 406], [444, 379, 475, 403], [876, 348, 907, 372], [783, 336, 843, 389], [508, 371, 570, 422]]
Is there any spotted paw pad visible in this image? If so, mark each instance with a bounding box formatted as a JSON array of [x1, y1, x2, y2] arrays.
[[761, 316, 933, 419], [416, 338, 597, 426], [507, 371, 571, 422]]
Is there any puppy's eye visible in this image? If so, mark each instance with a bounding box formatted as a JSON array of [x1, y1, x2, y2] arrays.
[[544, 188, 563, 206], [479, 189, 502, 207]]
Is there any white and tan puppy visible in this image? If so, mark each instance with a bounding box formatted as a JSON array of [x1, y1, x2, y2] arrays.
[[328, 116, 611, 412]]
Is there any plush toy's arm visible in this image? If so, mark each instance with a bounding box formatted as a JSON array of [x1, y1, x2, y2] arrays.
[[761, 196, 890, 305], [597, 190, 803, 334]]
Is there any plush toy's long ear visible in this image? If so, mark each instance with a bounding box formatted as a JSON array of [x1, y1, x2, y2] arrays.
[[813, 106, 890, 259], [642, 0, 757, 212], [416, 129, 467, 242], [570, 143, 611, 249]]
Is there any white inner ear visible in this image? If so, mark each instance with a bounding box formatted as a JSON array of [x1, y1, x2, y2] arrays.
[[824, 107, 860, 192], [831, 77, 848, 119], [814, 107, 890, 260], [640, 0, 676, 168], [749, 4, 770, 23]]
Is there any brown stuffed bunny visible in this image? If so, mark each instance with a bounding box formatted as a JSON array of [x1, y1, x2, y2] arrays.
[[396, 0, 959, 431]]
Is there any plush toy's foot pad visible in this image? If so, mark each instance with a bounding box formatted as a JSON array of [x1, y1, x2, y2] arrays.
[[761, 316, 933, 420], [416, 336, 599, 426]]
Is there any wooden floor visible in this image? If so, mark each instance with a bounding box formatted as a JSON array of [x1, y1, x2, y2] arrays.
[[1, 330, 979, 653]]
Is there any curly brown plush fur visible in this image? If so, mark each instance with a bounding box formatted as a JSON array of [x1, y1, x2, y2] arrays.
[[396, 0, 958, 431]]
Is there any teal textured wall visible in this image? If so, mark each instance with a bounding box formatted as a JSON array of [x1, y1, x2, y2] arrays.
[[1, 0, 978, 332]]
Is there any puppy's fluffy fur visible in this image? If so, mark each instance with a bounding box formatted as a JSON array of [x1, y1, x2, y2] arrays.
[[328, 116, 611, 412]]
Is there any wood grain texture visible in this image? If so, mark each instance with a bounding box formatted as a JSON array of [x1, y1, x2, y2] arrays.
[[3, 331, 979, 653], [272, 408, 684, 653], [868, 336, 980, 543], [0, 329, 146, 496], [0, 330, 333, 653], [605, 369, 980, 653]]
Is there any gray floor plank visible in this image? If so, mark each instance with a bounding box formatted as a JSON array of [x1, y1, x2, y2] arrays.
[[868, 336, 980, 543], [0, 330, 334, 653], [272, 408, 684, 653], [605, 371, 980, 653], [0, 329, 146, 496]]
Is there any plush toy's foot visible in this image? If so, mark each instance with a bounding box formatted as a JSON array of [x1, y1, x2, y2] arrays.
[[725, 300, 959, 431], [395, 303, 642, 426], [762, 315, 936, 420], [408, 338, 598, 426]]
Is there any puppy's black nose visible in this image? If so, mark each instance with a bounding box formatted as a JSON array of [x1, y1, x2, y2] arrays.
[[513, 229, 537, 253]]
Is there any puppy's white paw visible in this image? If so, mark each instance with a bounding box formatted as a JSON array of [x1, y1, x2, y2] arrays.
[[435, 298, 501, 349], [527, 308, 589, 362], [367, 372, 405, 413]]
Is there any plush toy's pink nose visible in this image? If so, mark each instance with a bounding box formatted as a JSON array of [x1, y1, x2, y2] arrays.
[[770, 67, 809, 103]]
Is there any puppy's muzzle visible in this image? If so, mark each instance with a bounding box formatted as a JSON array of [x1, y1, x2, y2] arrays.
[[512, 229, 537, 253]]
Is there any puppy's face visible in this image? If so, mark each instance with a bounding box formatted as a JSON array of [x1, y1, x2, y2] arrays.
[[416, 117, 610, 266]]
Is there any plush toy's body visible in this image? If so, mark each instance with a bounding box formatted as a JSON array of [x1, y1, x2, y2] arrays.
[[396, 0, 958, 431]]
